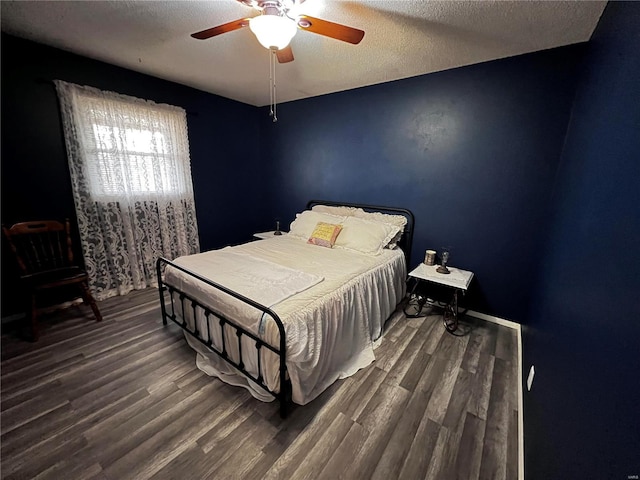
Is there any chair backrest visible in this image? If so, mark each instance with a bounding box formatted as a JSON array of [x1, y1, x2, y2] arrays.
[[2, 219, 74, 277]]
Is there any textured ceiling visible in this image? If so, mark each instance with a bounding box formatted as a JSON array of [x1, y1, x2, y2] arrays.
[[1, 0, 606, 107]]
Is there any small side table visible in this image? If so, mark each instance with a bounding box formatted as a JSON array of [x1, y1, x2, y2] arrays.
[[406, 263, 474, 334], [253, 231, 287, 240]]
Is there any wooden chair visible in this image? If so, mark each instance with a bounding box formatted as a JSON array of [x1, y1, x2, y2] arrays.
[[2, 219, 102, 341]]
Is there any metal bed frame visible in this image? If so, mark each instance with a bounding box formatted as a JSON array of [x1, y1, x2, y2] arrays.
[[156, 200, 414, 418]]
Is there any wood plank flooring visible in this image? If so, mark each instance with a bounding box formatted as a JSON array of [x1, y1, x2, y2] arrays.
[[1, 288, 519, 479]]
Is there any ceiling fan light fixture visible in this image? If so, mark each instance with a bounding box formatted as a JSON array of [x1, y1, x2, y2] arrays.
[[249, 14, 297, 50]]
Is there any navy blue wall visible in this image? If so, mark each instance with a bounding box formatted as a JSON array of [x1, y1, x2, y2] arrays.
[[0, 34, 588, 324], [259, 45, 585, 322], [1, 34, 265, 315], [523, 2, 640, 478]]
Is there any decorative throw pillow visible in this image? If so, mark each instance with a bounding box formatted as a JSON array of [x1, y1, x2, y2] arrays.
[[307, 222, 343, 248]]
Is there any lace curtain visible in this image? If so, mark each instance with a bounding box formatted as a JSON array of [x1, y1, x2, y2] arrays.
[[55, 80, 200, 300]]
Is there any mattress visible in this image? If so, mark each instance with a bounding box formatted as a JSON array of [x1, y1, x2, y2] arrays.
[[164, 235, 406, 404]]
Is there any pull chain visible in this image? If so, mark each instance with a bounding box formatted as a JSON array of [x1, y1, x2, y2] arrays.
[[269, 48, 273, 118], [269, 48, 278, 122]]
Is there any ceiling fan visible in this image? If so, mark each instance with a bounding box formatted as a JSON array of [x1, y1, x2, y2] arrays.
[[191, 0, 365, 63]]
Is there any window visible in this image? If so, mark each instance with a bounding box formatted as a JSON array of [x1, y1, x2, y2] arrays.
[[76, 93, 192, 200]]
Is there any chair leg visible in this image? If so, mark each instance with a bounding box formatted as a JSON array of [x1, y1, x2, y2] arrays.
[[29, 293, 39, 342], [80, 281, 103, 322]]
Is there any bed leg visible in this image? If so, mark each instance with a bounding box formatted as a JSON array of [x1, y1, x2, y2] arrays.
[[279, 380, 292, 419], [157, 258, 168, 326], [159, 287, 167, 326]]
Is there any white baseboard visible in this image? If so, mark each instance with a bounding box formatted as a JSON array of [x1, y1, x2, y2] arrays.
[[467, 309, 524, 480], [467, 309, 520, 330]]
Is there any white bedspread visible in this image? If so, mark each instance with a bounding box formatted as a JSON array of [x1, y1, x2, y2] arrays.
[[171, 249, 323, 323], [165, 235, 406, 405]]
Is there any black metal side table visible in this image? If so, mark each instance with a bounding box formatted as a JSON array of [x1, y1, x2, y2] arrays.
[[405, 263, 474, 334]]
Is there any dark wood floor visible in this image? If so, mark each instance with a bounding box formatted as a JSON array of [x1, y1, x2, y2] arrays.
[[1, 288, 519, 480]]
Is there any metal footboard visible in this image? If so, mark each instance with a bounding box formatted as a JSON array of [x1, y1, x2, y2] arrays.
[[156, 257, 292, 418]]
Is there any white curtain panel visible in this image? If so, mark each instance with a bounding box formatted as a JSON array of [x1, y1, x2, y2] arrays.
[[55, 80, 200, 300]]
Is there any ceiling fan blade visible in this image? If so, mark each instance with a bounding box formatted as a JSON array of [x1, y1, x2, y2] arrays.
[[276, 46, 294, 63], [297, 15, 364, 44], [191, 18, 251, 40]]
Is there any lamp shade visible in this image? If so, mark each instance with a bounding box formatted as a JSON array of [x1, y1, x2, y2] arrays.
[[249, 14, 297, 50]]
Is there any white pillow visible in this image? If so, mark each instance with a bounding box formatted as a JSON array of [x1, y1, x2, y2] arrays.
[[351, 210, 407, 249], [312, 205, 407, 249], [288, 211, 346, 240], [311, 204, 361, 216], [352, 210, 407, 229], [334, 216, 401, 256]]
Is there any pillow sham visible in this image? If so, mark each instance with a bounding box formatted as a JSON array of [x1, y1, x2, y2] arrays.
[[351, 210, 407, 249], [311, 205, 407, 249], [311, 204, 361, 217], [288, 210, 346, 240], [334, 216, 401, 256], [307, 222, 343, 248], [352, 209, 407, 229]]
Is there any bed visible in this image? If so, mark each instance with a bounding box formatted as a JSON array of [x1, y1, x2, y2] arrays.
[[156, 200, 414, 417]]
